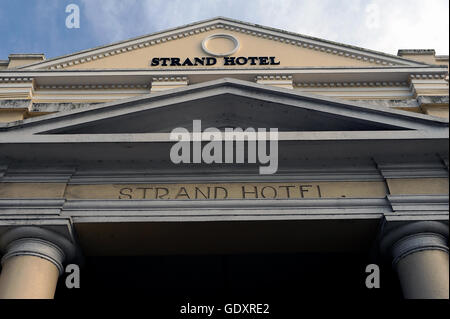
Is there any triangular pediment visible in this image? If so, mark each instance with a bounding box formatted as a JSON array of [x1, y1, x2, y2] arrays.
[[20, 17, 426, 71], [0, 78, 447, 136]]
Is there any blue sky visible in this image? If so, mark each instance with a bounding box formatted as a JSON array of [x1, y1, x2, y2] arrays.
[[0, 0, 448, 60]]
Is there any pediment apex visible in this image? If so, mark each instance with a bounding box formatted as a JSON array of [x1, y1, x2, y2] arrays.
[[0, 78, 447, 136]]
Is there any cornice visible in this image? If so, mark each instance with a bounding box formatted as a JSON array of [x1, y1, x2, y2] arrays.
[[295, 81, 408, 88], [0, 77, 33, 83], [2, 66, 447, 75], [36, 83, 150, 90], [410, 74, 448, 80], [152, 76, 189, 82], [0, 69, 447, 93], [255, 75, 292, 81]]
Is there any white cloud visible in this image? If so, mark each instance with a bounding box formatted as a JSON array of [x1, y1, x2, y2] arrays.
[[357, 0, 449, 55], [79, 0, 449, 55], [80, 0, 144, 42]]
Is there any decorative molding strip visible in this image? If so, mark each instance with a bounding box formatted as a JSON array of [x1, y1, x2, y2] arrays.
[[67, 168, 383, 184], [0, 199, 65, 209], [62, 198, 391, 223], [410, 74, 447, 80], [2, 167, 77, 183], [36, 84, 150, 90], [0, 77, 33, 83], [0, 93, 32, 100], [383, 213, 449, 222], [295, 81, 408, 88], [0, 198, 65, 219], [63, 197, 389, 211], [150, 77, 189, 92], [255, 75, 293, 81], [409, 75, 449, 97], [377, 162, 449, 178], [387, 194, 449, 212], [151, 76, 189, 82]]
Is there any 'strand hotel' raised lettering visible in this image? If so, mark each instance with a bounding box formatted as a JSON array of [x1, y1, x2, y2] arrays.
[[150, 56, 280, 67]]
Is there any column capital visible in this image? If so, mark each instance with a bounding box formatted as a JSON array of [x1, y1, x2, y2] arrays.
[[379, 221, 449, 265], [0, 226, 77, 275]]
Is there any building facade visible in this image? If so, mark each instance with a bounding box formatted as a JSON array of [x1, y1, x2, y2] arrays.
[[0, 17, 448, 300]]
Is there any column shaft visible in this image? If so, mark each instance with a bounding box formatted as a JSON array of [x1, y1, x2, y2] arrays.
[[396, 249, 449, 299], [0, 255, 59, 299], [0, 230, 74, 299], [380, 222, 449, 299]]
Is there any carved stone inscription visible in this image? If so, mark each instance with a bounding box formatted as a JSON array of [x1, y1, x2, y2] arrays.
[[63, 181, 388, 200]]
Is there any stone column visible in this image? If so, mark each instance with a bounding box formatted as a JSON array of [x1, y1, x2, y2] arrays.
[[380, 221, 449, 299], [0, 227, 76, 299]]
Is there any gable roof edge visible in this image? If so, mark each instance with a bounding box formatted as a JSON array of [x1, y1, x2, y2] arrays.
[[18, 17, 428, 70]]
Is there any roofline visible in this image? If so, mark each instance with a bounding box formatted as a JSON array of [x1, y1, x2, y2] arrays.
[[218, 17, 430, 66], [398, 49, 436, 56], [8, 53, 45, 59], [17, 17, 428, 70], [18, 17, 225, 69]]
